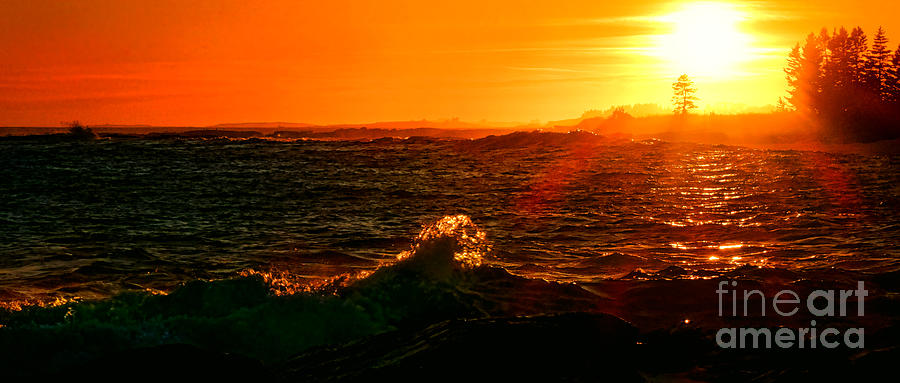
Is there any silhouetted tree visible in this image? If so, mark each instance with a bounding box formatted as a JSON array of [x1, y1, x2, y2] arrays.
[[820, 27, 861, 115], [864, 27, 893, 100], [825, 28, 850, 87], [890, 45, 900, 102], [785, 33, 824, 116], [609, 106, 633, 120], [776, 97, 790, 112], [65, 120, 96, 139], [847, 27, 869, 86], [671, 74, 698, 115]]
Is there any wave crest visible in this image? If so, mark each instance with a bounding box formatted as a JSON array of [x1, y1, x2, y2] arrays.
[[397, 215, 490, 271], [240, 215, 491, 295]]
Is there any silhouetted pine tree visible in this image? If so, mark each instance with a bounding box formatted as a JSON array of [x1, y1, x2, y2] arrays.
[[776, 97, 790, 112], [825, 28, 850, 89], [848, 27, 869, 87], [785, 33, 824, 116], [824, 27, 871, 116], [890, 46, 900, 102], [671, 74, 698, 115], [864, 27, 893, 100]]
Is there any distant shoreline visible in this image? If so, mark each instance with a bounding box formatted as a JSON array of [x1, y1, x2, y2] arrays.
[[3, 112, 898, 155]]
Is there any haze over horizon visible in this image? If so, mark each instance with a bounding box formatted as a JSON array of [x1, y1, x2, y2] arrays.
[[0, 102, 781, 129], [3, 0, 900, 126]]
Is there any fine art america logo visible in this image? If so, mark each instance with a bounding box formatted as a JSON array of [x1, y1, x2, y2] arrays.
[[715, 281, 867, 349]]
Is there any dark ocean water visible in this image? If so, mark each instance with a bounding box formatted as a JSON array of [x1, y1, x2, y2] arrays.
[[2, 131, 900, 379], [1, 132, 898, 305]]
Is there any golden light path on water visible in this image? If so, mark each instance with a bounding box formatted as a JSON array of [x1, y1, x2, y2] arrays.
[[479, 141, 810, 284], [641, 148, 776, 273]]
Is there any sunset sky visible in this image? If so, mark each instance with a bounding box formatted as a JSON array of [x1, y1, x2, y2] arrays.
[[2, 0, 900, 126]]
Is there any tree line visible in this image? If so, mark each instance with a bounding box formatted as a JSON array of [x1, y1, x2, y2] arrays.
[[785, 26, 900, 141]]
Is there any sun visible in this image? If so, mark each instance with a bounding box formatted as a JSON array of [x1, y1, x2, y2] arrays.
[[656, 2, 753, 78]]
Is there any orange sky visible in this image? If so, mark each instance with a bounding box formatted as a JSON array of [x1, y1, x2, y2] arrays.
[[2, 0, 900, 126]]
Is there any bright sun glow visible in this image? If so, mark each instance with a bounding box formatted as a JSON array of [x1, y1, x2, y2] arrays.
[[657, 2, 753, 78]]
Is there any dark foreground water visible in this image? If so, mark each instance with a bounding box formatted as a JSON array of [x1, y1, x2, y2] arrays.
[[0, 132, 898, 380]]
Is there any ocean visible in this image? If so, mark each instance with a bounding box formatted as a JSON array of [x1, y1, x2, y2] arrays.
[[1, 131, 898, 380]]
